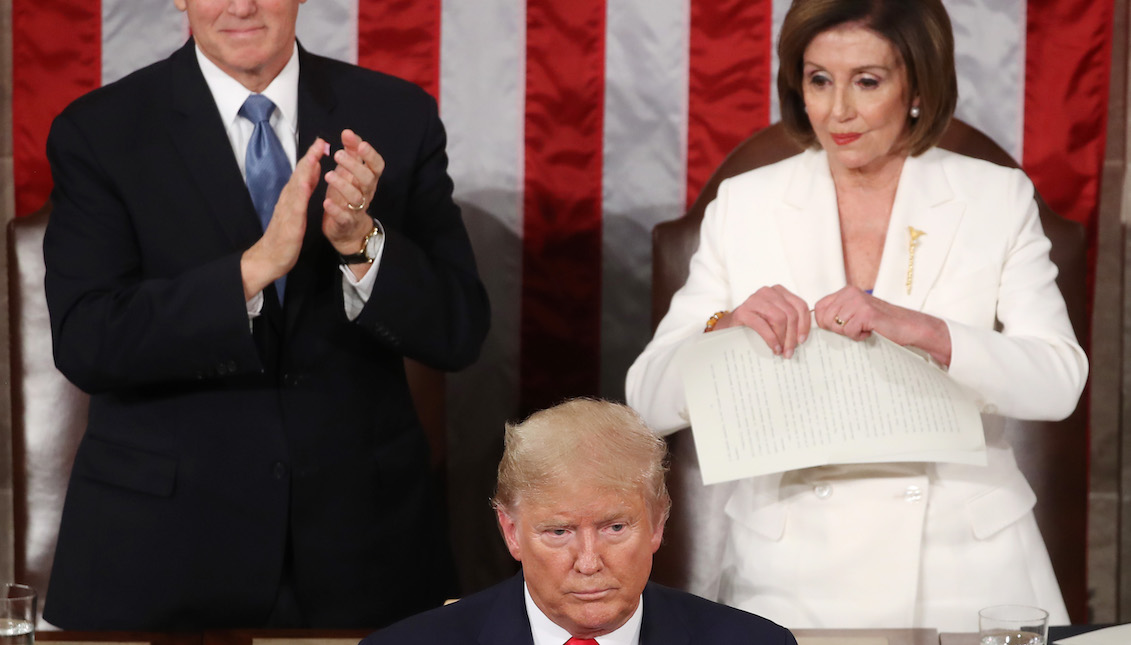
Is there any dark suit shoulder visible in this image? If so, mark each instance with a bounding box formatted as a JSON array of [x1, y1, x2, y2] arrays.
[[299, 49, 437, 113], [56, 42, 188, 127], [643, 583, 797, 644], [360, 578, 513, 645]]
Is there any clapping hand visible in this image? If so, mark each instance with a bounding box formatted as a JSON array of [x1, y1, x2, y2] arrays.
[[322, 129, 385, 260]]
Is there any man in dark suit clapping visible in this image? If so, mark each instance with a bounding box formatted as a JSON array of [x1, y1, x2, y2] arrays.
[[363, 399, 796, 645], [42, 0, 488, 630]]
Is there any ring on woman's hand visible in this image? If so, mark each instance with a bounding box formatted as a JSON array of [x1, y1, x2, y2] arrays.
[[834, 316, 846, 326], [347, 196, 367, 211]]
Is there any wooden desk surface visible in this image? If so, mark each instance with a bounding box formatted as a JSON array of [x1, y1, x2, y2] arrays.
[[793, 628, 939, 645], [203, 630, 370, 645], [938, 634, 979, 645], [37, 627, 940, 645], [36, 632, 203, 645], [34, 630, 372, 645]]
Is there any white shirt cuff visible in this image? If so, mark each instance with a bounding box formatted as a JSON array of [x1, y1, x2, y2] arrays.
[[339, 222, 386, 320], [246, 290, 264, 319]]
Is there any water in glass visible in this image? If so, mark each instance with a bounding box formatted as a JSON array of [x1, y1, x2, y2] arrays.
[[979, 631, 1044, 645], [0, 618, 33, 645]]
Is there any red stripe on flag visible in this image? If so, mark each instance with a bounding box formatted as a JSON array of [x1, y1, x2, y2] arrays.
[[520, 0, 607, 414], [686, 0, 773, 208], [1023, 0, 1111, 625], [12, 0, 101, 216], [357, 0, 441, 101], [1023, 0, 1111, 230]]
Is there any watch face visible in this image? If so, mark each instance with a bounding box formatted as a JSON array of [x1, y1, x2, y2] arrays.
[[340, 226, 382, 265], [363, 224, 383, 259], [364, 227, 379, 259]]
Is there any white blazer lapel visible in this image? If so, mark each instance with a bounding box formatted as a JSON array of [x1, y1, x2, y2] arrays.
[[776, 150, 847, 303], [872, 149, 965, 311]]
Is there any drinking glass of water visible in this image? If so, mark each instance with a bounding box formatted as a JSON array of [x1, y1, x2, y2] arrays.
[[0, 584, 35, 645], [979, 605, 1049, 645]]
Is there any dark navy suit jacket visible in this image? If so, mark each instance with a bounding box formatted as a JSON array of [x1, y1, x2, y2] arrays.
[[361, 573, 798, 645], [42, 39, 489, 630]]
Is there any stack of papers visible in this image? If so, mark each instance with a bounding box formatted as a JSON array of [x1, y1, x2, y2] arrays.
[[681, 327, 986, 485]]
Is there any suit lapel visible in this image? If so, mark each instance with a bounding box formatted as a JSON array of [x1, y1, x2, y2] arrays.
[[164, 40, 264, 253], [872, 149, 964, 311], [776, 150, 847, 303], [282, 46, 338, 330], [478, 574, 536, 645], [639, 583, 690, 645], [296, 46, 339, 152]]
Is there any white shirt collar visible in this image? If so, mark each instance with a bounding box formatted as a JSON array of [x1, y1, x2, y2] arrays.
[[194, 41, 300, 146], [523, 580, 644, 645]]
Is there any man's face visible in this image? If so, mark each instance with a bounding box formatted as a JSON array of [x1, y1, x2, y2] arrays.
[[174, 0, 307, 91], [497, 481, 665, 639]]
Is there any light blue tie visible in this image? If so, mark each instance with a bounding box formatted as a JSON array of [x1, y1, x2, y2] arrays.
[[239, 94, 290, 301]]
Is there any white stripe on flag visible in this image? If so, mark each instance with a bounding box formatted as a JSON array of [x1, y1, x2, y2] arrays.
[[102, 2, 187, 85], [600, 0, 690, 399], [441, 0, 525, 425], [770, 0, 794, 122], [944, 0, 1026, 160], [297, 0, 357, 64]]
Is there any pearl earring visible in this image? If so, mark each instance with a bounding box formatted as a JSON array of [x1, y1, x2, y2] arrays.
[[910, 105, 921, 119]]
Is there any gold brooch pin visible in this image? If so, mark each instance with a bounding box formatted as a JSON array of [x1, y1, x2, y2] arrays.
[[906, 227, 926, 294]]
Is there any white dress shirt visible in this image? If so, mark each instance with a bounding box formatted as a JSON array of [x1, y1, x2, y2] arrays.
[[194, 43, 383, 320], [523, 581, 643, 645]]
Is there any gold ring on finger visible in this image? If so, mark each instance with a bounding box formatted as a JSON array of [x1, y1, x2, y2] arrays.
[[347, 196, 367, 211], [834, 316, 846, 326]]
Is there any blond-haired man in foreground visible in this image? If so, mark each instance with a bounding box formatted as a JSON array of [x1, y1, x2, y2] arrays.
[[363, 399, 797, 644]]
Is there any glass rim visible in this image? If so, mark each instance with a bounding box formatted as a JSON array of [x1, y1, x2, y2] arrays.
[[978, 604, 1050, 622], [0, 583, 36, 602]]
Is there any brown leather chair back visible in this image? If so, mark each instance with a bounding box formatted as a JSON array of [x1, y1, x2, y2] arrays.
[[8, 205, 448, 626], [649, 120, 1089, 624], [8, 205, 85, 627]]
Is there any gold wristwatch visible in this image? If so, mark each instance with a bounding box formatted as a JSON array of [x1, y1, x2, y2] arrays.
[[338, 220, 383, 265]]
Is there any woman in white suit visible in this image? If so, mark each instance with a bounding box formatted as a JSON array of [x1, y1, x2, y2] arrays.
[[626, 0, 1087, 632]]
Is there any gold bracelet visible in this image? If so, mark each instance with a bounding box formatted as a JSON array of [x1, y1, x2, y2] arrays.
[[704, 310, 729, 332]]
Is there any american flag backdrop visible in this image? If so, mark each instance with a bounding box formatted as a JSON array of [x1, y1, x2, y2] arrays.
[[11, 0, 1112, 587]]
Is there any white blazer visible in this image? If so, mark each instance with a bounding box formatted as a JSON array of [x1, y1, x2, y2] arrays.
[[626, 147, 1088, 630]]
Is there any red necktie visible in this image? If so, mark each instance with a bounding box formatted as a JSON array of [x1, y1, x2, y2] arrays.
[[565, 639, 599, 645]]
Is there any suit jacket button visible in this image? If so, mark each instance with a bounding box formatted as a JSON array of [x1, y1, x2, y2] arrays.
[[904, 485, 924, 503], [273, 462, 288, 479]]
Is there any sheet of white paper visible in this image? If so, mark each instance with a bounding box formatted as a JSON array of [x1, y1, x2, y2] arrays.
[[681, 326, 986, 484], [1053, 623, 1131, 645]]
